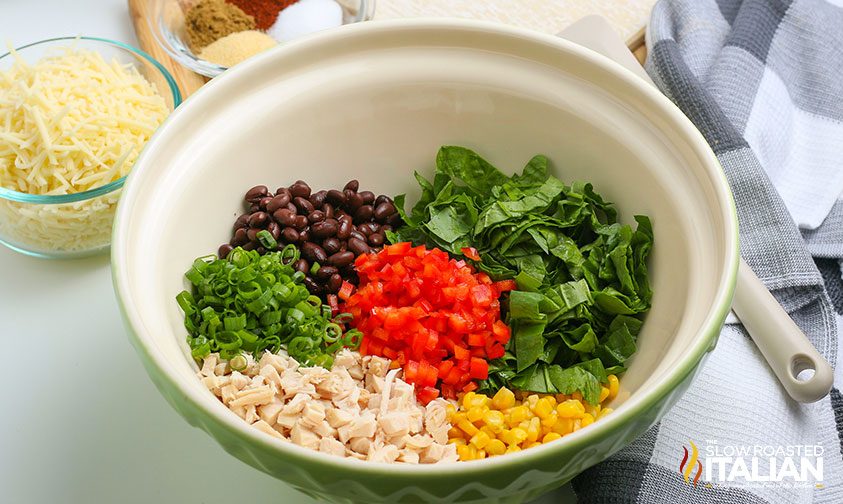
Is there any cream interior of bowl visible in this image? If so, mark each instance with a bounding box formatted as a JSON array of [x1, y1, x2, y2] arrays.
[[115, 22, 734, 454]]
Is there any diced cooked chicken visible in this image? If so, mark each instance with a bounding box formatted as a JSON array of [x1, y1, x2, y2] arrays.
[[200, 350, 458, 465], [290, 422, 320, 449], [319, 436, 346, 457], [252, 420, 286, 440]]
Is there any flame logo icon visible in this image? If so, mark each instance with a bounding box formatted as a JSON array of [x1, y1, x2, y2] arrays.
[[679, 440, 703, 487]]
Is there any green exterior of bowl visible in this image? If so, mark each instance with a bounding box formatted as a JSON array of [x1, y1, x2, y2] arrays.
[[112, 19, 739, 504]]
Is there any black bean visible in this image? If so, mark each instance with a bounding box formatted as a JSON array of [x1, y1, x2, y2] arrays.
[[286, 201, 298, 213], [245, 185, 268, 203], [248, 211, 269, 228], [294, 258, 309, 274], [299, 229, 310, 242], [302, 242, 328, 263], [316, 265, 338, 280], [275, 187, 291, 198], [374, 201, 396, 222], [246, 228, 259, 242], [294, 215, 308, 230], [345, 191, 364, 211], [293, 196, 314, 214], [267, 221, 281, 240], [231, 227, 248, 246], [375, 195, 388, 207], [242, 241, 256, 251], [266, 193, 291, 213], [256, 246, 267, 254], [273, 208, 296, 227], [350, 230, 366, 242], [233, 214, 249, 231], [381, 224, 393, 233], [289, 180, 311, 199], [249, 203, 260, 213], [386, 212, 402, 226], [304, 277, 322, 294], [359, 191, 375, 205], [337, 215, 352, 239], [218, 243, 234, 258], [281, 227, 300, 243], [258, 196, 272, 210], [322, 237, 341, 254], [334, 209, 348, 221], [311, 219, 338, 239], [309, 190, 327, 208], [347, 237, 370, 256], [327, 273, 343, 293], [358, 222, 376, 236], [307, 210, 326, 224], [328, 250, 355, 268], [322, 203, 334, 219], [326, 189, 346, 206], [353, 205, 374, 224], [343, 179, 359, 192], [368, 233, 385, 246]]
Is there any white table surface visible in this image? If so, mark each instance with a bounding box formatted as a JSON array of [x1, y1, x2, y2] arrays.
[[0, 1, 574, 502]]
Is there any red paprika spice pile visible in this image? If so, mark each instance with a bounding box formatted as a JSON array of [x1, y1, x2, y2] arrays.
[[341, 242, 514, 404], [226, 0, 298, 30]]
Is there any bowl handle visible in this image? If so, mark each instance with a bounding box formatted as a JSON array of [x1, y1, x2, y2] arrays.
[[732, 259, 833, 403], [559, 16, 833, 403]]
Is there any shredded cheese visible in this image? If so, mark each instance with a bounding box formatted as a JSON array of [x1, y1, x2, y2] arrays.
[[0, 45, 168, 253]]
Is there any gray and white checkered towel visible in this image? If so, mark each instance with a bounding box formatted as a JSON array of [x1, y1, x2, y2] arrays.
[[572, 1, 843, 502]]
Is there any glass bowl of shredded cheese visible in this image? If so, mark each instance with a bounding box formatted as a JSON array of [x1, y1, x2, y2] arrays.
[[0, 37, 180, 258]]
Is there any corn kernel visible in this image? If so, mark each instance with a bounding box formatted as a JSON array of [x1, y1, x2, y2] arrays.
[[470, 394, 489, 409], [526, 442, 542, 449], [607, 375, 619, 400], [509, 405, 531, 424], [470, 430, 492, 449], [492, 387, 516, 409], [571, 391, 583, 402], [461, 392, 476, 410], [572, 419, 582, 432], [581, 413, 595, 428], [449, 437, 467, 446], [457, 444, 476, 461], [557, 400, 586, 418], [481, 426, 497, 439], [540, 411, 558, 428], [458, 419, 479, 437], [525, 417, 541, 443], [505, 444, 521, 454], [509, 427, 528, 445], [542, 432, 562, 443], [467, 406, 486, 423], [534, 397, 555, 419], [526, 394, 540, 411], [448, 426, 463, 439], [451, 412, 467, 424], [483, 410, 506, 432], [486, 439, 506, 456], [476, 450, 487, 459], [585, 404, 601, 418], [552, 418, 575, 435], [598, 386, 610, 403], [598, 407, 614, 419]]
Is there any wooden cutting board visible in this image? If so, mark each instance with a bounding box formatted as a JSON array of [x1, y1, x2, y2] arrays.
[[127, 0, 649, 99]]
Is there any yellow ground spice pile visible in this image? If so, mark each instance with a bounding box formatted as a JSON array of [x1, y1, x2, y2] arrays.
[[185, 0, 256, 52], [198, 30, 277, 67]]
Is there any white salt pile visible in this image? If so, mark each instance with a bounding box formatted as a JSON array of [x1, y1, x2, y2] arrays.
[[268, 0, 344, 43]]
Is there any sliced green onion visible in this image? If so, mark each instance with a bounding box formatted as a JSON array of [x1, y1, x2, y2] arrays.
[[229, 354, 248, 371], [256, 230, 277, 249], [310, 262, 321, 275]]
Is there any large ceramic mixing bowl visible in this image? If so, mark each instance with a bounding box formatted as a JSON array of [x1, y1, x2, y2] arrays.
[[112, 19, 739, 503]]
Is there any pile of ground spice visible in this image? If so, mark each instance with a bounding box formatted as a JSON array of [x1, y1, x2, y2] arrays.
[[198, 30, 277, 67], [185, 0, 256, 52], [227, 0, 299, 30]]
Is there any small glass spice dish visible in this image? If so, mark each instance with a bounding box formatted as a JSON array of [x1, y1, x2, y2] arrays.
[[150, 0, 376, 78]]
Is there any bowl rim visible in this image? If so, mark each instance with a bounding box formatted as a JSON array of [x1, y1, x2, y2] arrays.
[[0, 36, 182, 204], [112, 18, 740, 476]]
